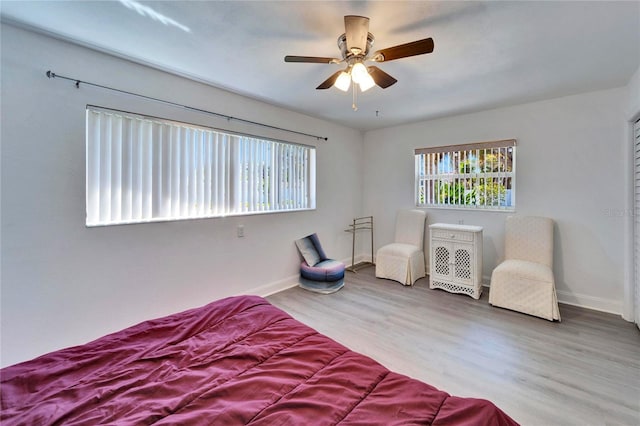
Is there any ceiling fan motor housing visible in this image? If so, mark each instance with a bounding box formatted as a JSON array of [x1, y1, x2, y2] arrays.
[[337, 32, 375, 61]]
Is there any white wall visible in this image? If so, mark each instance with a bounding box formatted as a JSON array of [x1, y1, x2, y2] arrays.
[[0, 24, 364, 367], [363, 88, 627, 314], [626, 65, 640, 117]]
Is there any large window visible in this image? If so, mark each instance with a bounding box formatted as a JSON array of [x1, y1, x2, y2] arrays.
[[415, 139, 516, 210], [86, 106, 316, 226]]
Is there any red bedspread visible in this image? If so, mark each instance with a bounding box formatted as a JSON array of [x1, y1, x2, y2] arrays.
[[1, 295, 518, 425]]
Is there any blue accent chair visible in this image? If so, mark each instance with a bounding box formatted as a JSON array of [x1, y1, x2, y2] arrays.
[[295, 233, 345, 294]]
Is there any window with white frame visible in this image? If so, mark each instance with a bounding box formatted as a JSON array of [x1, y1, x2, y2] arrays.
[[86, 106, 316, 226], [415, 139, 516, 210]]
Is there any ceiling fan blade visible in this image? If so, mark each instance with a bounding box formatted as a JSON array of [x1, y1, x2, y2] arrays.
[[372, 37, 434, 62], [344, 15, 369, 55], [285, 55, 340, 64], [316, 70, 343, 90], [368, 66, 398, 89]]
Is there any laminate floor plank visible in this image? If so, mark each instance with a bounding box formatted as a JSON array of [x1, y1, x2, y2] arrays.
[[266, 266, 640, 425]]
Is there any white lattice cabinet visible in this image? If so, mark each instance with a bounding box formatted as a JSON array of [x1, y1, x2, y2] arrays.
[[429, 223, 483, 299]]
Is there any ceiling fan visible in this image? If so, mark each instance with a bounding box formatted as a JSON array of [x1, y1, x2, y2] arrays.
[[284, 15, 434, 99]]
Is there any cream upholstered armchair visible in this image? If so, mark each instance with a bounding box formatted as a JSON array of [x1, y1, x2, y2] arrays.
[[375, 209, 426, 286], [489, 216, 561, 321]]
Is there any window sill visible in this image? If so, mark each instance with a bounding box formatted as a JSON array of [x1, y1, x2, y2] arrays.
[[417, 205, 516, 213]]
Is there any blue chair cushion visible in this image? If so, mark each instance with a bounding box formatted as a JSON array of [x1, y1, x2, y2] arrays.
[[300, 259, 345, 282], [307, 233, 327, 261], [295, 236, 321, 266], [295, 233, 329, 266]]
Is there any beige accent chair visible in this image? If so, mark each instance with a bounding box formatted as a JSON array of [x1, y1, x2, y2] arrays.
[[375, 210, 426, 286], [489, 216, 561, 321]]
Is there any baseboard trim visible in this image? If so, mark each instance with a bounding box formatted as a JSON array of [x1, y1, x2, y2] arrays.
[[249, 255, 369, 298], [482, 276, 633, 316], [255, 264, 623, 317], [344, 254, 374, 270], [481, 280, 622, 316], [248, 274, 299, 298], [452, 274, 622, 316], [555, 290, 622, 316]]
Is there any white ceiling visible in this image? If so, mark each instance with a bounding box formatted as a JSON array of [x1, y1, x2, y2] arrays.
[[2, 1, 639, 131]]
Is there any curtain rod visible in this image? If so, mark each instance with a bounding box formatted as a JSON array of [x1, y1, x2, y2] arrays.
[[45, 70, 328, 142]]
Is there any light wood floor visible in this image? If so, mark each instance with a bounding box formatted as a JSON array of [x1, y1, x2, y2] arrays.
[[267, 266, 640, 426]]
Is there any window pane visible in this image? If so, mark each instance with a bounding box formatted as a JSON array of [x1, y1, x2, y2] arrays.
[[86, 106, 316, 226], [415, 140, 516, 210]]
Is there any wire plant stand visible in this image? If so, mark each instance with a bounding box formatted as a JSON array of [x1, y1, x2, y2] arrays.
[[344, 216, 375, 272]]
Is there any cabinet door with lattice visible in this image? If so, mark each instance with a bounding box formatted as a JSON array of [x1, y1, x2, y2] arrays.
[[453, 244, 474, 285], [431, 241, 453, 281]]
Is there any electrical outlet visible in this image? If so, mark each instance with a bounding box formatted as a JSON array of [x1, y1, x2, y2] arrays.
[[458, 219, 464, 225], [237, 225, 244, 238]]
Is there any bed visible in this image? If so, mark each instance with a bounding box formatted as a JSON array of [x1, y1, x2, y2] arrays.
[[1, 295, 518, 425]]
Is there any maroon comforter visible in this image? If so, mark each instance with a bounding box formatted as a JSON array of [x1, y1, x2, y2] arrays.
[[1, 295, 518, 425]]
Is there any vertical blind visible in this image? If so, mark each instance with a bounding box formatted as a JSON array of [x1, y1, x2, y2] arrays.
[[86, 106, 316, 226]]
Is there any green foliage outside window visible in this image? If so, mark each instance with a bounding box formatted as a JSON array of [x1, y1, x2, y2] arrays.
[[477, 181, 506, 206], [436, 181, 476, 205]]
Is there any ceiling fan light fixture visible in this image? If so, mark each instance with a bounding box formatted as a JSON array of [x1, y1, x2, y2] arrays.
[[350, 62, 369, 84], [358, 72, 375, 92], [334, 71, 351, 91]]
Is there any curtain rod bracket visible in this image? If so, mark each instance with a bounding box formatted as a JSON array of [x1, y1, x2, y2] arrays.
[[45, 69, 328, 142]]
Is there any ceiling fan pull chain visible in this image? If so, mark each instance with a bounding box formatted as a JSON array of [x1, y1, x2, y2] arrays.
[[352, 84, 358, 111]]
